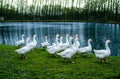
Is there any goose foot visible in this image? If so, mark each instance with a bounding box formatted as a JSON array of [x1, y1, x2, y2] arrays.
[[82, 53, 88, 57], [54, 54, 57, 57], [21, 54, 26, 59], [43, 46, 47, 49], [64, 58, 67, 62], [101, 58, 107, 63], [101, 59, 104, 63], [18, 45, 23, 48], [16, 45, 21, 48], [50, 54, 57, 57], [71, 61, 75, 64], [31, 49, 34, 51], [69, 59, 75, 64], [73, 54, 78, 58], [104, 58, 109, 63]]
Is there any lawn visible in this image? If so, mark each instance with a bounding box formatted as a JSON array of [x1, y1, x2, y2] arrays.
[[0, 44, 120, 79]]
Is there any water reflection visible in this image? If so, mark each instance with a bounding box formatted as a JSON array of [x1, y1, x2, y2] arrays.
[[0, 22, 120, 56]]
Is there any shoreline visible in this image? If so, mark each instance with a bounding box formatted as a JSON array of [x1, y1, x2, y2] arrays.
[[0, 20, 120, 24]]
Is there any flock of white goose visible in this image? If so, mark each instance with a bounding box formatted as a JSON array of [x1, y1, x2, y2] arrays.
[[15, 34, 37, 58], [15, 34, 111, 63]]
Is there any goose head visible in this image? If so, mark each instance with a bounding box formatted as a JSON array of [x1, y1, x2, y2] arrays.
[[34, 34, 37, 37], [56, 34, 60, 40], [106, 40, 111, 43], [60, 36, 63, 40], [45, 36, 47, 39], [69, 36, 73, 40], [75, 34, 78, 37], [33, 34, 37, 38], [56, 34, 59, 37], [88, 39, 92, 42], [66, 34, 69, 37], [22, 34, 25, 37]]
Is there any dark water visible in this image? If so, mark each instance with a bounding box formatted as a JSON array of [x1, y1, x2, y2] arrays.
[[0, 22, 120, 56]]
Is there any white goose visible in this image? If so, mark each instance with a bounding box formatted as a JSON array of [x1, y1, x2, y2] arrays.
[[73, 34, 78, 47], [63, 34, 69, 47], [94, 40, 111, 62], [28, 35, 37, 50], [58, 36, 68, 51], [47, 35, 60, 55], [15, 37, 31, 59], [41, 36, 49, 47], [59, 36, 63, 45], [57, 34, 70, 50], [16, 34, 25, 46], [57, 37, 78, 63], [77, 39, 92, 55], [26, 37, 30, 46], [47, 34, 59, 49], [73, 34, 80, 48]]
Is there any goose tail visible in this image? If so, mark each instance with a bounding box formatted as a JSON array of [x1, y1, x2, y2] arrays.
[[93, 49, 96, 52], [57, 53, 61, 56], [15, 49, 20, 52], [93, 49, 97, 54]]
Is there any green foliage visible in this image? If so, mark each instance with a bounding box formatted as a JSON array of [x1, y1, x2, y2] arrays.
[[0, 44, 120, 79], [0, 0, 120, 21]]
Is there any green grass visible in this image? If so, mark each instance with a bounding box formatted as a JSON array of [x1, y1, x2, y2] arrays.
[[0, 44, 120, 79]]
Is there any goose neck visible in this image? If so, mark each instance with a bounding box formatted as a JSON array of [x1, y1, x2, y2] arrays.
[[105, 42, 111, 54], [55, 38, 59, 46], [73, 38, 76, 46], [33, 36, 36, 43], [69, 40, 73, 48], [75, 40, 79, 48], [66, 36, 69, 43], [105, 42, 110, 50], [26, 38, 29, 43], [60, 38, 63, 44], [45, 38, 48, 42], [22, 35, 24, 40], [88, 41, 92, 48]]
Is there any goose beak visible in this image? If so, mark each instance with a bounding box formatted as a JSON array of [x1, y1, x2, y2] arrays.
[[90, 39, 93, 41], [109, 40, 112, 42]]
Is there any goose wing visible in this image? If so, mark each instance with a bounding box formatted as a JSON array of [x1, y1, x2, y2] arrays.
[[94, 50, 107, 54]]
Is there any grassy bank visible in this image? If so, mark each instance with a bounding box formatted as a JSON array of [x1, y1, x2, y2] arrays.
[[0, 20, 120, 24], [0, 44, 120, 79]]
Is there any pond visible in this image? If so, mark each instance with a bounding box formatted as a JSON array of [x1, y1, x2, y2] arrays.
[[0, 22, 120, 56]]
